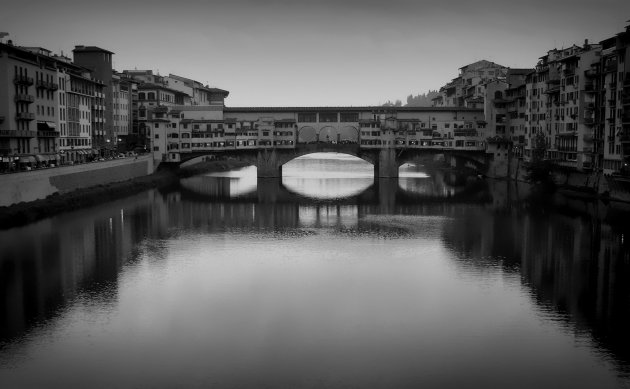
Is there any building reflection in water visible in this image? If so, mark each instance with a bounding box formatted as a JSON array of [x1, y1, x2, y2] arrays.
[[1, 160, 630, 383]]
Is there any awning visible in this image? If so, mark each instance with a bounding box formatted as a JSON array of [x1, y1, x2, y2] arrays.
[[34, 155, 45, 162], [19, 156, 36, 163], [37, 121, 56, 130], [54, 154, 61, 160]]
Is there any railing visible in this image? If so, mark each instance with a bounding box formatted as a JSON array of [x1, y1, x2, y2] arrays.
[[14, 94, 35, 103], [15, 112, 35, 120], [585, 69, 599, 78], [13, 75, 34, 85], [37, 130, 60, 137], [0, 129, 37, 137]]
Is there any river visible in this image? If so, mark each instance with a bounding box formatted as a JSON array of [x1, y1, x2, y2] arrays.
[[1, 153, 629, 388]]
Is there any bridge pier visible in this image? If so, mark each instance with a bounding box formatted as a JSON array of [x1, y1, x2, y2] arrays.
[[256, 149, 282, 178], [375, 148, 399, 178]]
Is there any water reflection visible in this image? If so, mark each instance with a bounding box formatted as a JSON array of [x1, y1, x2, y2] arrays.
[[283, 153, 374, 199], [1, 162, 630, 387]]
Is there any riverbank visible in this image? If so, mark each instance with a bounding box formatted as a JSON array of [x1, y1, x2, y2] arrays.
[[0, 160, 249, 230]]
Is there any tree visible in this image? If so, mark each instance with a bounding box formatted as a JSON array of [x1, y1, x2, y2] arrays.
[[526, 131, 555, 186]]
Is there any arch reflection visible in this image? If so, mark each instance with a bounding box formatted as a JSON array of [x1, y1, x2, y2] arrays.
[[282, 153, 374, 200]]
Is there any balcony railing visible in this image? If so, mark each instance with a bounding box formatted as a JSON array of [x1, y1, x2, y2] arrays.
[[0, 129, 37, 137], [15, 112, 35, 121], [585, 69, 600, 78], [37, 130, 60, 138], [14, 94, 35, 103], [13, 75, 34, 85]]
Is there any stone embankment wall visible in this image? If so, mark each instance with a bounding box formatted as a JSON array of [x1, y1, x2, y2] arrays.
[[506, 155, 630, 202], [0, 156, 154, 207]]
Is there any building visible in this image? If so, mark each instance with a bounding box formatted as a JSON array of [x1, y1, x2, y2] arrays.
[[433, 60, 508, 108], [0, 41, 107, 170], [145, 105, 486, 164], [122, 70, 229, 151], [112, 72, 136, 151], [599, 25, 630, 175], [72, 45, 115, 154]]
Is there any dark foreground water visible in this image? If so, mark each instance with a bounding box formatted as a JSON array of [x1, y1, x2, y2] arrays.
[[1, 154, 630, 388]]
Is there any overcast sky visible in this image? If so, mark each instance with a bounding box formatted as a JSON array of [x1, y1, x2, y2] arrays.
[[1, 0, 629, 106]]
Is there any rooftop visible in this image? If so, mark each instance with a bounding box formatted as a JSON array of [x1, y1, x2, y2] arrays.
[[224, 106, 483, 113], [73, 45, 114, 55]]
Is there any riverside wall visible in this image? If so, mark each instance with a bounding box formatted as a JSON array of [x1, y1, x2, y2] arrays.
[[506, 155, 630, 202], [0, 156, 154, 207]]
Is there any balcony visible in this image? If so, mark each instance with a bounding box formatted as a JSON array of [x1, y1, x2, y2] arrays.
[[0, 129, 37, 137], [14, 75, 34, 85], [14, 94, 35, 103], [563, 68, 575, 76], [37, 130, 60, 138], [585, 69, 600, 78], [49, 82, 59, 91], [15, 112, 35, 121]]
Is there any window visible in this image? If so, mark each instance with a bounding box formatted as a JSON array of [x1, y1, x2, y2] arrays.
[[319, 112, 338, 122], [298, 113, 316, 122], [340, 112, 359, 122]]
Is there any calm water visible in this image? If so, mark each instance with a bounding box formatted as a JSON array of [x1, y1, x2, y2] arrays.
[[1, 154, 630, 388]]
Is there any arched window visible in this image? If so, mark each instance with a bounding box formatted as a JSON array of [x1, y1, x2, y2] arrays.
[[138, 92, 146, 100], [148, 92, 156, 100]]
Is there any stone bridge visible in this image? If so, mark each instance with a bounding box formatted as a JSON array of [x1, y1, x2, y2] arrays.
[[169, 143, 494, 178]]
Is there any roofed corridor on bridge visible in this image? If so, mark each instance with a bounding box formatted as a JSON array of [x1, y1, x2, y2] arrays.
[[147, 106, 488, 166]]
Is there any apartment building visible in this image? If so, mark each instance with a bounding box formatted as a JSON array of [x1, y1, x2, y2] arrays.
[[0, 41, 107, 169], [72, 46, 115, 154], [122, 70, 229, 150], [433, 60, 508, 109], [111, 72, 136, 150], [599, 27, 630, 175]]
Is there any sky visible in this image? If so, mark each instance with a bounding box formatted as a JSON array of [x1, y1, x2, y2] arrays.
[[1, 0, 629, 106]]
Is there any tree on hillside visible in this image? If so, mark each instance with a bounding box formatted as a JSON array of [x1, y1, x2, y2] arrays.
[[405, 90, 439, 107], [382, 99, 403, 107]]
